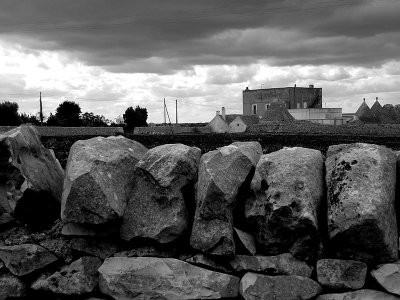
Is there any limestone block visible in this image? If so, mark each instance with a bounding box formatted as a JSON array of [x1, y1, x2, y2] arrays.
[[234, 228, 256, 255], [245, 147, 324, 262], [317, 259, 367, 290], [317, 289, 400, 300], [371, 263, 400, 295], [61, 136, 147, 224], [120, 144, 201, 243], [326, 143, 398, 264], [240, 272, 322, 300], [190, 142, 262, 256], [98, 257, 240, 299]]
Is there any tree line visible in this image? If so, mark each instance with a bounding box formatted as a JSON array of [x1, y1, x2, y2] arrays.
[[0, 100, 148, 131]]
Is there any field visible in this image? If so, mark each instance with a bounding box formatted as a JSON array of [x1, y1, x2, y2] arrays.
[[42, 132, 400, 169]]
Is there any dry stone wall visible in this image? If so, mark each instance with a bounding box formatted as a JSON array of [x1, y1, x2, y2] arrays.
[[2, 125, 400, 299]]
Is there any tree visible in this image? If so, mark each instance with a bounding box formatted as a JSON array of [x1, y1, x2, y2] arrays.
[[19, 113, 40, 125], [0, 101, 21, 126], [54, 101, 82, 126], [80, 112, 109, 127], [123, 106, 148, 131]]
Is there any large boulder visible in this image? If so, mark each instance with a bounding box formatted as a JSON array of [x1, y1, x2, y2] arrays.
[[317, 289, 400, 300], [0, 273, 26, 300], [371, 263, 400, 295], [98, 257, 240, 299], [326, 143, 398, 264], [0, 125, 64, 228], [31, 256, 102, 295], [229, 253, 312, 277], [317, 259, 367, 290], [240, 272, 322, 300], [61, 136, 147, 224], [245, 147, 324, 262], [0, 244, 58, 276], [190, 142, 262, 256], [120, 144, 201, 243]]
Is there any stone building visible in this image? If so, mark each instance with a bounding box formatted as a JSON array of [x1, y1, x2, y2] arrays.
[[243, 84, 322, 117]]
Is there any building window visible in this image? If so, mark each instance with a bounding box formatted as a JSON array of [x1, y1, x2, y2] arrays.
[[265, 103, 270, 110], [303, 101, 307, 108], [252, 104, 257, 115]]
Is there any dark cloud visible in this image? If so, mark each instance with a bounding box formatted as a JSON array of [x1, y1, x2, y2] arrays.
[[0, 0, 399, 73]]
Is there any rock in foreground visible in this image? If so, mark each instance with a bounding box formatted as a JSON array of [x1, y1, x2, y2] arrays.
[[240, 272, 322, 300], [371, 263, 400, 295], [317, 289, 400, 300], [0, 273, 26, 299], [61, 136, 147, 224], [326, 143, 398, 264], [245, 147, 324, 262], [98, 257, 240, 299]]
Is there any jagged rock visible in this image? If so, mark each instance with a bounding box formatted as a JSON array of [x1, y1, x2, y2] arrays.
[[234, 228, 256, 255], [61, 136, 148, 224], [0, 273, 26, 299], [371, 263, 400, 295], [62, 222, 118, 237], [0, 226, 33, 245], [191, 142, 262, 256], [326, 143, 398, 264], [32, 256, 102, 295], [114, 245, 178, 258], [240, 272, 322, 300], [70, 237, 119, 259], [317, 259, 367, 290], [120, 144, 201, 243], [317, 289, 400, 299], [0, 243, 58, 276], [40, 238, 73, 263], [98, 257, 240, 299], [245, 147, 324, 262], [0, 125, 64, 228], [0, 213, 13, 228], [230, 253, 312, 277], [0, 261, 3, 270], [184, 254, 232, 273]]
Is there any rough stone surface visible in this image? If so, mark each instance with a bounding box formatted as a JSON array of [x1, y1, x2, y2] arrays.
[[230, 253, 312, 277], [0, 125, 64, 228], [184, 254, 232, 274], [32, 256, 102, 295], [317, 289, 400, 300], [114, 245, 178, 258], [240, 272, 322, 300], [121, 144, 201, 243], [245, 147, 324, 262], [61, 136, 148, 224], [191, 142, 262, 256], [326, 143, 398, 264], [62, 222, 118, 237], [98, 257, 240, 299], [0, 243, 58, 276], [371, 263, 400, 295], [70, 237, 119, 259], [317, 259, 367, 290], [234, 228, 256, 255], [0, 273, 26, 300], [40, 238, 73, 263]]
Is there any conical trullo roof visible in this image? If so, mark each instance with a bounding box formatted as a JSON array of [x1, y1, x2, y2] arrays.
[[356, 99, 375, 123], [260, 98, 295, 122], [370, 99, 382, 123]]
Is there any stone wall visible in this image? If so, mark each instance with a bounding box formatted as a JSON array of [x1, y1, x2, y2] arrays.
[[2, 125, 400, 299]]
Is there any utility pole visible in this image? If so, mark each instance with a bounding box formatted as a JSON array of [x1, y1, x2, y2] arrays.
[[163, 98, 166, 125], [39, 92, 43, 126], [176, 99, 178, 124]]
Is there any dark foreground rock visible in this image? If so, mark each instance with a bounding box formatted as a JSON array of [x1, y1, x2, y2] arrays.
[[0, 243, 58, 276], [61, 136, 147, 224], [317, 289, 400, 299], [245, 147, 324, 262], [0, 273, 26, 299], [229, 253, 312, 277], [32, 256, 102, 295], [98, 257, 240, 299], [326, 143, 398, 264], [190, 142, 262, 256], [240, 272, 322, 300], [120, 144, 201, 243], [317, 259, 367, 290]]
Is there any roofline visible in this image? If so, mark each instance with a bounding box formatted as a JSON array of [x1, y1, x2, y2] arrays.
[[244, 86, 321, 92]]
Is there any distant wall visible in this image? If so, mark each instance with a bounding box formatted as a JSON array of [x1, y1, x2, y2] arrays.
[[0, 126, 124, 136], [134, 125, 210, 135]]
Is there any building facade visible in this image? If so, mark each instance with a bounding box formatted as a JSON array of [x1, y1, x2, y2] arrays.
[[243, 85, 322, 116]]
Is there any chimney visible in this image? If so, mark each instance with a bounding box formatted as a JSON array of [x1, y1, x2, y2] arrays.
[[216, 110, 220, 116], [363, 98, 366, 102], [309, 84, 314, 88], [376, 97, 379, 101], [222, 107, 226, 120]]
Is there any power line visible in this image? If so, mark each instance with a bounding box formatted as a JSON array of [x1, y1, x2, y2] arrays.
[[0, 0, 379, 34]]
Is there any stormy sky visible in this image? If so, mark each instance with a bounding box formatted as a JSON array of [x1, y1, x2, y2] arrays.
[[0, 0, 399, 123]]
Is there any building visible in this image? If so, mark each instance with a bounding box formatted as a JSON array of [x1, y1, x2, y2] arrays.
[[288, 108, 343, 125], [228, 115, 260, 133], [208, 107, 260, 133], [243, 84, 322, 117], [260, 98, 295, 122]]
